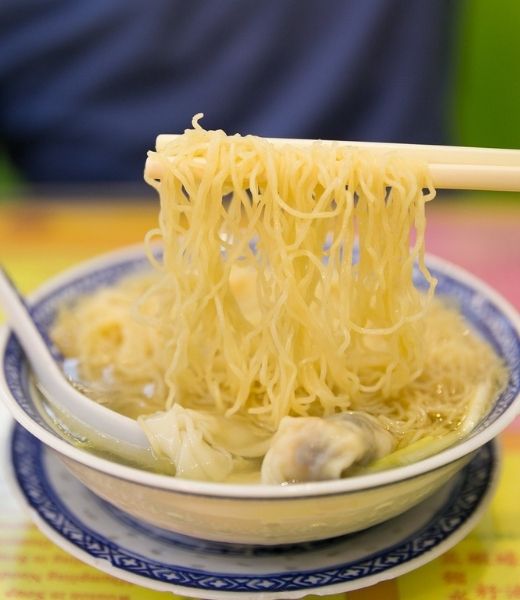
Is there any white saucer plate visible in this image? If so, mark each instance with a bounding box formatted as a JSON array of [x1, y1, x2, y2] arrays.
[[6, 424, 498, 599]]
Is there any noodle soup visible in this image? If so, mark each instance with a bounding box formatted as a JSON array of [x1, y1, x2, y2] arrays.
[[51, 119, 506, 484]]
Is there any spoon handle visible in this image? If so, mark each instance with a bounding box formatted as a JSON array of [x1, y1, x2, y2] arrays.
[[0, 265, 63, 379], [0, 266, 149, 448]]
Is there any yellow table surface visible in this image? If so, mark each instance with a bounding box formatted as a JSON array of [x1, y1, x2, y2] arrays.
[[0, 196, 519, 600]]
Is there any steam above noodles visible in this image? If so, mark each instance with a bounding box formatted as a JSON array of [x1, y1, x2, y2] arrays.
[[51, 116, 506, 483]]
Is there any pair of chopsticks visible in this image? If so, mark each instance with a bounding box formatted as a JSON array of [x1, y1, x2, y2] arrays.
[[145, 136, 520, 192]]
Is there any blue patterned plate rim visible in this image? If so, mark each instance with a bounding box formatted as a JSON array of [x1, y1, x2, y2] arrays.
[[6, 423, 498, 599], [0, 245, 519, 498]]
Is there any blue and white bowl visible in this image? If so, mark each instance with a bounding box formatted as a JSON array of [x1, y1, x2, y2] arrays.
[[1, 245, 519, 545]]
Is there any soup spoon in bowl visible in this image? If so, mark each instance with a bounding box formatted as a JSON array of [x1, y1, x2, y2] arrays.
[[0, 266, 150, 451]]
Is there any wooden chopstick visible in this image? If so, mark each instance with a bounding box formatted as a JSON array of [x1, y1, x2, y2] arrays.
[[146, 136, 520, 192]]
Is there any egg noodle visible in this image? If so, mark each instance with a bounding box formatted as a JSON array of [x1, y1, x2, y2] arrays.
[[51, 116, 505, 480]]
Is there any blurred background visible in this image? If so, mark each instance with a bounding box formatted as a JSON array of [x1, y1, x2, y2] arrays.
[[0, 0, 518, 200]]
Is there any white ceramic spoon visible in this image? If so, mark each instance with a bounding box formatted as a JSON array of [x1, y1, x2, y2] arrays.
[[0, 266, 150, 449]]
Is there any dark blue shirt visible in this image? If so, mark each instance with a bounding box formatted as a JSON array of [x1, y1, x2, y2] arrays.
[[0, 0, 454, 183]]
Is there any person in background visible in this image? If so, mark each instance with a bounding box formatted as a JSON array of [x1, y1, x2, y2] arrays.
[[0, 0, 455, 186]]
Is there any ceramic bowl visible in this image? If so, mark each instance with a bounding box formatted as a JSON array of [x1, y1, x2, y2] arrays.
[[1, 245, 519, 545]]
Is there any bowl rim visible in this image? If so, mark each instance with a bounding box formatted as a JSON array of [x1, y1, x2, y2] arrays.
[[0, 244, 519, 499]]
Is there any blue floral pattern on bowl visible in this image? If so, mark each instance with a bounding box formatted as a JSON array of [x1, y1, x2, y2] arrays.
[[10, 424, 497, 595]]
